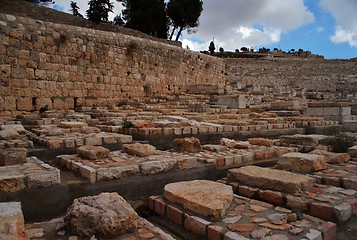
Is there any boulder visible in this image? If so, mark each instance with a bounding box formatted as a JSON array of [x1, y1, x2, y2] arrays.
[[277, 152, 327, 173], [164, 180, 233, 219], [228, 166, 315, 193], [0, 129, 19, 140], [64, 192, 138, 238], [347, 146, 357, 158], [77, 146, 110, 160], [309, 149, 350, 164], [122, 143, 156, 157], [173, 137, 202, 153], [0, 148, 27, 166], [247, 138, 275, 147]]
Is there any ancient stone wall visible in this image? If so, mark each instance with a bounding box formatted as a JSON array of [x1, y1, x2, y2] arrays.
[[226, 58, 357, 97], [0, 13, 225, 116]]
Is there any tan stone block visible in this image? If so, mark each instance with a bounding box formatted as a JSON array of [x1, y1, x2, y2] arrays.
[[17, 97, 33, 111], [53, 98, 65, 110]]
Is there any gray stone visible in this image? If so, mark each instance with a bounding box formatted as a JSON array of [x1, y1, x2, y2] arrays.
[[0, 129, 19, 140], [261, 234, 289, 240], [305, 229, 322, 240], [140, 159, 176, 175], [64, 192, 138, 238], [251, 227, 272, 239], [333, 203, 353, 223], [26, 169, 60, 188], [0, 202, 27, 240], [347, 145, 357, 158], [267, 213, 288, 225], [224, 231, 250, 240], [96, 165, 139, 181]]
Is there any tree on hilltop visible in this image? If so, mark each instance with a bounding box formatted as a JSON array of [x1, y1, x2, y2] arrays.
[[167, 0, 203, 41], [70, 1, 83, 17], [87, 0, 114, 23], [112, 14, 124, 26], [209, 41, 215, 55], [118, 0, 168, 39]]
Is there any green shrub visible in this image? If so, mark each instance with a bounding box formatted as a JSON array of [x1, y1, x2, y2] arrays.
[[122, 119, 134, 129], [319, 132, 355, 153]]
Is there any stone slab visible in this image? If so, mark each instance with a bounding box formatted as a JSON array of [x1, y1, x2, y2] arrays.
[[277, 152, 327, 173], [228, 166, 315, 193], [163, 180, 233, 219]]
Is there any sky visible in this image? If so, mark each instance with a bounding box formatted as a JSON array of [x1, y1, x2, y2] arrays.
[[51, 0, 357, 59]]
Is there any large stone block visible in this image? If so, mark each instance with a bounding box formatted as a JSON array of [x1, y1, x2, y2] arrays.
[[163, 180, 233, 219], [172, 137, 202, 153], [64, 192, 138, 238], [228, 166, 315, 193], [123, 143, 156, 157], [26, 169, 60, 188], [0, 128, 19, 140], [77, 145, 110, 160], [0, 148, 27, 166], [347, 145, 357, 158], [140, 159, 176, 175], [0, 202, 28, 240], [277, 152, 327, 173]]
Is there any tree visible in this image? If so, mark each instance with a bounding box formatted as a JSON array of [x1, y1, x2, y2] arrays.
[[70, 1, 83, 17], [240, 47, 248, 52], [219, 47, 224, 53], [167, 0, 203, 41], [209, 41, 215, 55], [118, 0, 168, 39], [113, 14, 124, 26], [87, 0, 114, 23]]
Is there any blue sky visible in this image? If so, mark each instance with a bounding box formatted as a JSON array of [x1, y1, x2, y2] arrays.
[[52, 0, 357, 59]]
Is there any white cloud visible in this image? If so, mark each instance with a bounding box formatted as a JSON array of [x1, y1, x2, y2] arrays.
[[320, 0, 357, 47], [181, 0, 315, 51]]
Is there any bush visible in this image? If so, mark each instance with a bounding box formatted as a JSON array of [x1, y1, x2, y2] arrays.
[[319, 132, 355, 153], [122, 119, 134, 129]]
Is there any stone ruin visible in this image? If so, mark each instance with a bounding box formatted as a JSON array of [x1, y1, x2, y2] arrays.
[[1, 1, 357, 239]]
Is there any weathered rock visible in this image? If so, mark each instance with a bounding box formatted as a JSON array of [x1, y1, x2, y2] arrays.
[[220, 138, 250, 149], [251, 227, 272, 239], [0, 174, 25, 193], [347, 145, 357, 158], [280, 134, 325, 146], [1, 124, 26, 133], [122, 143, 156, 157], [202, 144, 229, 152], [173, 137, 202, 153], [277, 152, 327, 173], [267, 213, 288, 225], [247, 138, 275, 147], [59, 122, 88, 128], [0, 148, 27, 166], [140, 160, 176, 175], [0, 202, 28, 240], [64, 192, 138, 238], [333, 203, 352, 223], [0, 129, 19, 140], [309, 149, 350, 164], [228, 166, 315, 193], [77, 146, 110, 160], [164, 180, 233, 219]]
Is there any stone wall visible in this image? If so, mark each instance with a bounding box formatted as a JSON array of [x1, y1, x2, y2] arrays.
[[0, 13, 225, 116], [225, 58, 357, 98]]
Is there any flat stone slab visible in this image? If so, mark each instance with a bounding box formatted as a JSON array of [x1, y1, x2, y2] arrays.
[[228, 166, 315, 193], [163, 180, 233, 219], [277, 152, 327, 173], [58, 122, 88, 128], [0, 202, 28, 240]]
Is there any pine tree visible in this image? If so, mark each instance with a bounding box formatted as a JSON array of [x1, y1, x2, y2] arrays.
[[86, 0, 114, 23], [70, 1, 83, 18]]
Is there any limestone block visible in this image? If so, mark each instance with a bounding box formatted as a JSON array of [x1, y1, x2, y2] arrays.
[[26, 169, 60, 188], [347, 146, 357, 158], [140, 159, 176, 175], [64, 192, 138, 238], [79, 165, 97, 183], [309, 149, 350, 164], [77, 145, 110, 160], [0, 173, 25, 193], [0, 128, 19, 140], [1, 124, 26, 133], [0, 202, 28, 240], [84, 136, 102, 146], [228, 166, 315, 193], [0, 148, 27, 166], [177, 157, 198, 169], [323, 107, 339, 116], [96, 165, 139, 181], [202, 144, 229, 152], [173, 137, 202, 153], [247, 138, 275, 147], [123, 143, 156, 157], [277, 152, 327, 173], [164, 180, 233, 219], [340, 107, 351, 116], [59, 122, 88, 128], [114, 134, 132, 144], [184, 215, 211, 236], [17, 98, 32, 111], [306, 108, 323, 116]]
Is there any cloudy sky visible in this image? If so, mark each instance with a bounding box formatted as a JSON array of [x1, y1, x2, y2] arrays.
[[52, 0, 357, 59]]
